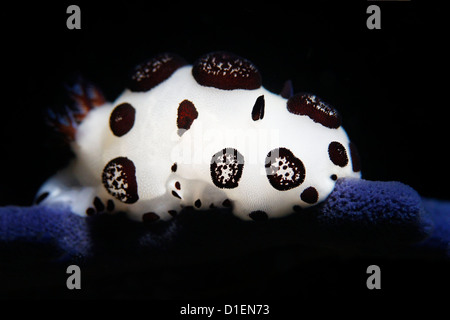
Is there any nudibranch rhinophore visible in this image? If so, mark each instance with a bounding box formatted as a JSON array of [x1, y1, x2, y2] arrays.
[[36, 52, 361, 222]]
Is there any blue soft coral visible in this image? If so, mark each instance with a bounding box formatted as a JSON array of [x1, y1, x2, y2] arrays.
[[316, 178, 435, 248], [0, 178, 448, 261]]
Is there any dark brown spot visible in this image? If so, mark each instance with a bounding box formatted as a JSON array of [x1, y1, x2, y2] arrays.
[[249, 210, 269, 221], [93, 197, 105, 212], [192, 51, 262, 90], [172, 191, 182, 199], [328, 141, 349, 167], [222, 199, 232, 207], [287, 93, 341, 129], [300, 187, 319, 204], [210, 148, 244, 189], [109, 103, 135, 137], [251, 95, 265, 121], [102, 157, 139, 204], [194, 199, 202, 208], [175, 181, 181, 190], [330, 174, 338, 181], [35, 192, 49, 204], [209, 203, 216, 209], [142, 212, 160, 223], [86, 207, 95, 216], [171, 163, 177, 172], [128, 53, 187, 92], [106, 199, 115, 211], [265, 147, 305, 191], [349, 141, 362, 172], [168, 210, 177, 217], [177, 99, 198, 135]]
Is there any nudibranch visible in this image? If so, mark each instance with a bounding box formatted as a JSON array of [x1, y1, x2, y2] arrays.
[[36, 52, 361, 222]]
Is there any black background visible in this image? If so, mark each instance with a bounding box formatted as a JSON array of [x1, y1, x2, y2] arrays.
[[0, 0, 448, 309]]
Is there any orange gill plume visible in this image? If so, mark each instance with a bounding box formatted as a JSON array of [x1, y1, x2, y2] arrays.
[[47, 77, 105, 142]]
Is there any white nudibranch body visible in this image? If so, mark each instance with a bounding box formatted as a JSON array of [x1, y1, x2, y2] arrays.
[[37, 52, 361, 222]]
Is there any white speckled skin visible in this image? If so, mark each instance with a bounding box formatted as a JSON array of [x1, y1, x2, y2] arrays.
[[37, 65, 360, 221]]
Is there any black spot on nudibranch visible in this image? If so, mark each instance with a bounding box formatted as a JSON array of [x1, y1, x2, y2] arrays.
[[128, 53, 187, 92], [300, 187, 319, 204], [222, 199, 232, 208], [177, 99, 198, 135], [171, 163, 177, 172], [328, 141, 349, 167], [142, 212, 160, 223], [195, 199, 202, 208], [265, 147, 305, 191], [106, 199, 115, 212], [210, 148, 244, 189], [287, 93, 341, 129], [251, 95, 265, 121], [192, 51, 262, 90], [35, 192, 49, 204], [110, 103, 136, 137], [168, 210, 177, 217], [249, 210, 269, 221], [93, 197, 105, 212], [172, 191, 182, 199], [102, 157, 139, 204]]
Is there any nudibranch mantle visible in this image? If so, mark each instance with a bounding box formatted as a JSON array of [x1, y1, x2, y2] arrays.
[[37, 52, 361, 222]]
